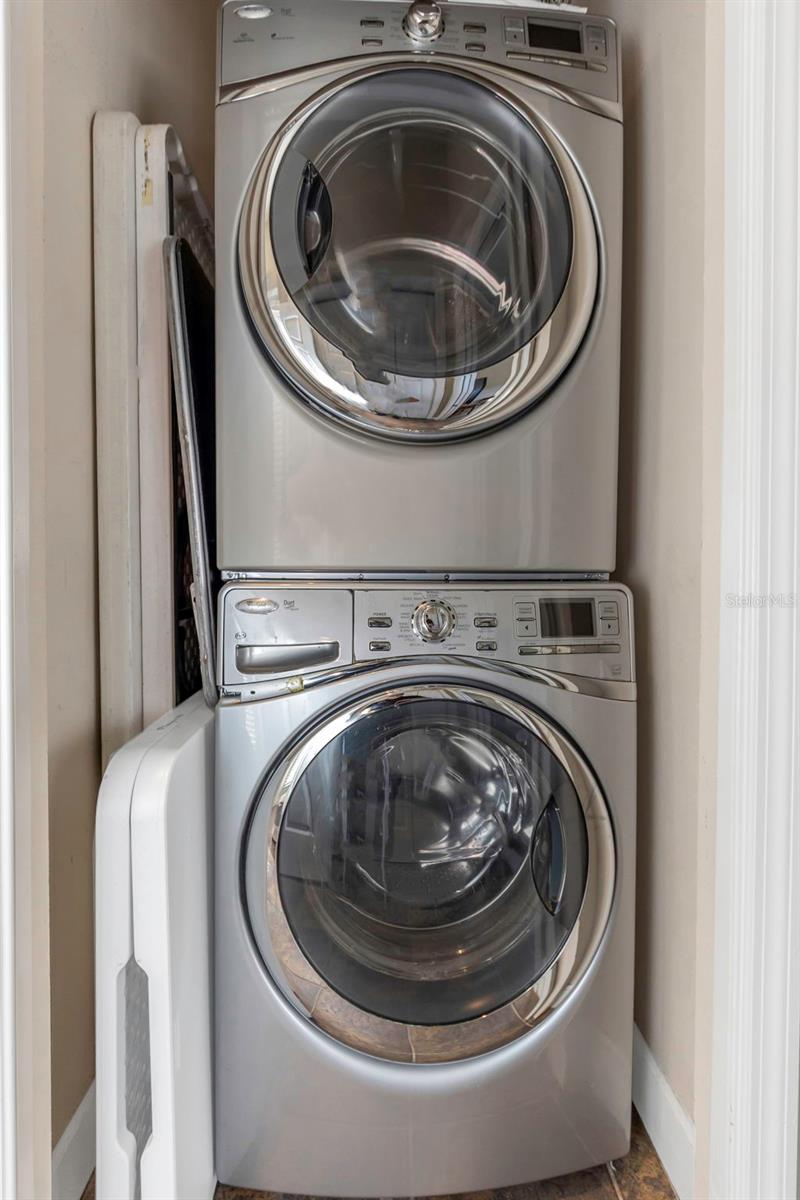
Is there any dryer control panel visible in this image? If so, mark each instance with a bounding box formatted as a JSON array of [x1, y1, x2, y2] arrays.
[[218, 582, 634, 693], [218, 1, 620, 109]]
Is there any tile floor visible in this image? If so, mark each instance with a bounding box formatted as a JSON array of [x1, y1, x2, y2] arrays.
[[81, 1111, 675, 1200]]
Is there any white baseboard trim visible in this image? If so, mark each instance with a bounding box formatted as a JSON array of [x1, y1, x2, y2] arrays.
[[633, 1025, 695, 1200], [52, 1081, 95, 1200]]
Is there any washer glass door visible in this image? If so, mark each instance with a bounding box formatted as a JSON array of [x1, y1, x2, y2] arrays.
[[240, 66, 599, 441], [248, 685, 615, 1061]]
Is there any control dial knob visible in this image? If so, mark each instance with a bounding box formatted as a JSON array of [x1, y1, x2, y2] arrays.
[[412, 599, 457, 643], [404, 1, 444, 41]]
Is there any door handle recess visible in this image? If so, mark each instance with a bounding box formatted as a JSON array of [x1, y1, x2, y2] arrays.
[[531, 797, 567, 916], [236, 641, 340, 676], [298, 161, 332, 278]]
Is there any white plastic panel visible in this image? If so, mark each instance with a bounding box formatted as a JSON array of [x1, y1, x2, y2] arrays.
[[95, 695, 215, 1200], [94, 113, 214, 763]]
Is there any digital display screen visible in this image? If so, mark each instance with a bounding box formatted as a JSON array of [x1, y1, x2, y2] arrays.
[[528, 21, 583, 54], [540, 600, 595, 639]]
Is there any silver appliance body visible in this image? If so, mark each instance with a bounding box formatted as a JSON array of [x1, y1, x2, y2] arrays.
[[215, 2, 623, 575], [215, 581, 636, 1194]]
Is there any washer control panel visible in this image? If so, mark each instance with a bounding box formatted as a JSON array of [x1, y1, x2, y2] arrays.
[[219, 584, 634, 691], [353, 587, 633, 680], [219, 1, 620, 107]]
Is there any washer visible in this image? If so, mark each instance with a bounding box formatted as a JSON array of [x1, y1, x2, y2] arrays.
[[215, 581, 636, 1194], [215, 2, 623, 574]]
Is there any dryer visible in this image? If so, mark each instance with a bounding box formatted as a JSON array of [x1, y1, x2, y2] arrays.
[[215, 1, 623, 574], [215, 580, 636, 1194]]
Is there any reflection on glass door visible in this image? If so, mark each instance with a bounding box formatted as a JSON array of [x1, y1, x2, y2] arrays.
[[270, 70, 573, 383], [240, 66, 599, 440], [276, 696, 589, 1026]]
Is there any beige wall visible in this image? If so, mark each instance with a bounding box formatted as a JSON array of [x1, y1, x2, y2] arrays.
[[594, 0, 723, 1122], [10, 2, 53, 1190], [42, 0, 217, 1145]]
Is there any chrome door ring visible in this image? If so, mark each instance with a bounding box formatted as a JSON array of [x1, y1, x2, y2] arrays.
[[239, 61, 600, 444], [244, 681, 616, 1063]]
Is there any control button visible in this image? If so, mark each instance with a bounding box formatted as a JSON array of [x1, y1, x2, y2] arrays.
[[516, 620, 538, 637], [599, 601, 619, 620], [531, 54, 586, 67], [360, 17, 385, 27], [465, 42, 486, 52], [600, 618, 620, 637], [412, 599, 456, 643], [463, 22, 486, 33], [368, 616, 392, 628], [362, 37, 383, 47], [476, 640, 497, 653], [533, 642, 621, 656], [369, 640, 391, 653], [506, 50, 531, 61], [515, 602, 536, 617], [404, 1, 443, 41], [585, 24, 608, 55], [587, 61, 608, 72], [474, 616, 498, 628]]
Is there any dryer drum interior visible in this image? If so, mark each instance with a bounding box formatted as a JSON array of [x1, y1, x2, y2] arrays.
[[239, 66, 600, 441], [244, 685, 616, 1062]]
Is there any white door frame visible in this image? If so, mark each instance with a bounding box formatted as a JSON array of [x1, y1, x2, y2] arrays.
[[0, 0, 52, 1196], [710, 2, 800, 1197]]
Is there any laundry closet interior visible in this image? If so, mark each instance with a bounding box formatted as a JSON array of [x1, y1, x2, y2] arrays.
[[26, 1, 723, 1198]]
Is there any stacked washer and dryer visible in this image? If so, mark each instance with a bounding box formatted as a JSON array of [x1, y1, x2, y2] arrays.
[[214, 0, 635, 1194]]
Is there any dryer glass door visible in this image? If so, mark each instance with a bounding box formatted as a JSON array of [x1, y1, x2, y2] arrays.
[[240, 66, 599, 441], [252, 685, 615, 1061]]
